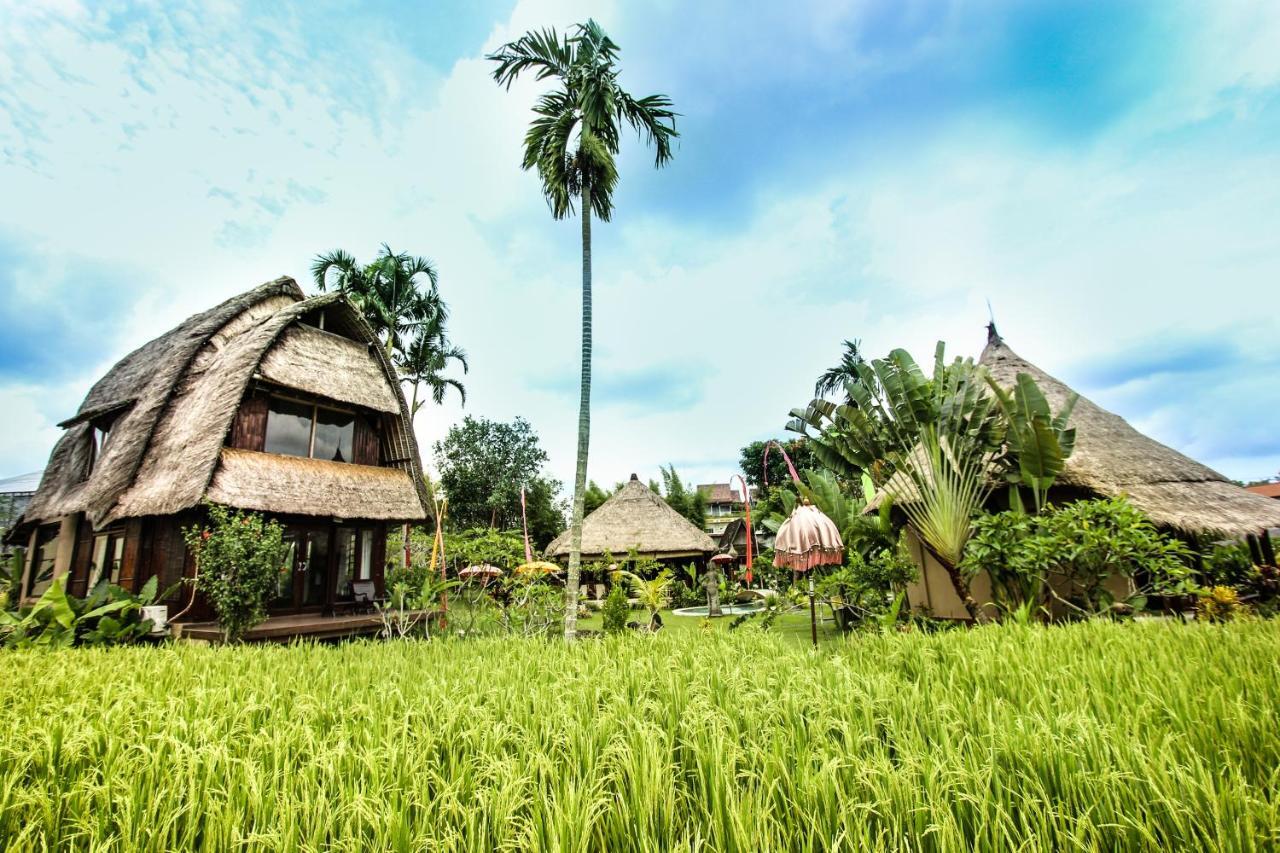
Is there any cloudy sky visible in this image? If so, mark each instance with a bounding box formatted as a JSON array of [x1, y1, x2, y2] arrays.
[[2, 0, 1278, 494]]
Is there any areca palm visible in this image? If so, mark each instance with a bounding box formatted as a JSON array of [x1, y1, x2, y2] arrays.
[[490, 20, 678, 641], [398, 313, 468, 415], [312, 244, 441, 357], [815, 339, 867, 400], [311, 244, 464, 418]]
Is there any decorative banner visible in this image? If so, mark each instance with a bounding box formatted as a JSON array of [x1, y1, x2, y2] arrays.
[[762, 439, 801, 487], [520, 485, 534, 564], [730, 473, 754, 584]]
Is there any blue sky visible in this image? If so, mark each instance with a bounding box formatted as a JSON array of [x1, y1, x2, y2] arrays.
[[1, 0, 1278, 491]]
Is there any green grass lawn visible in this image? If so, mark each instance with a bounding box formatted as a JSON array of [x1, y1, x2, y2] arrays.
[[2, 620, 1278, 850]]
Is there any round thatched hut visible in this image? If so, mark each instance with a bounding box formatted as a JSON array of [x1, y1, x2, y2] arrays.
[[544, 474, 716, 565], [906, 326, 1280, 618]]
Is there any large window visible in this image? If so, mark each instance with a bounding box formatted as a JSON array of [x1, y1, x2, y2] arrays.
[[87, 528, 126, 589], [263, 396, 355, 463]]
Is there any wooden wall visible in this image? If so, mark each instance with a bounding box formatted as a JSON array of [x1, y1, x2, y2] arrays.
[[228, 393, 268, 452]]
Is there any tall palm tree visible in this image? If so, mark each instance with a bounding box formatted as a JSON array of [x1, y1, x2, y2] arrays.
[[815, 339, 866, 400], [489, 20, 678, 640]]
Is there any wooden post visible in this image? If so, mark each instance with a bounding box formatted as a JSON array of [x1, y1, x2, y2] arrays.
[[808, 574, 817, 647]]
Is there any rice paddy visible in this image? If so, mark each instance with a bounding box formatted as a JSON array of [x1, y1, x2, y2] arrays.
[[1, 619, 1278, 851]]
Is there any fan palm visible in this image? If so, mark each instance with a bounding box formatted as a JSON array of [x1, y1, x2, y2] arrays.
[[489, 20, 678, 641]]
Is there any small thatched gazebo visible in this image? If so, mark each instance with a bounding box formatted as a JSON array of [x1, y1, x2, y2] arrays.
[[545, 474, 715, 568], [905, 326, 1280, 618]]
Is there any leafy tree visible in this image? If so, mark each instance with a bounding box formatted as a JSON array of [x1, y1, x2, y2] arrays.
[[435, 416, 565, 544], [659, 464, 705, 529], [312, 244, 465, 412], [583, 480, 611, 515], [739, 439, 817, 499], [788, 344, 1007, 619], [452, 528, 526, 571], [489, 20, 678, 641]]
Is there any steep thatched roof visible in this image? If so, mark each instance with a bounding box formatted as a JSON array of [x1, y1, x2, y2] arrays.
[[980, 328, 1280, 537], [545, 474, 716, 560], [21, 277, 429, 530]]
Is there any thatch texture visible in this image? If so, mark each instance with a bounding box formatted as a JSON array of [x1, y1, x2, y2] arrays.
[[980, 333, 1280, 537], [207, 449, 424, 520], [545, 474, 716, 560], [22, 277, 429, 529], [259, 325, 400, 414]]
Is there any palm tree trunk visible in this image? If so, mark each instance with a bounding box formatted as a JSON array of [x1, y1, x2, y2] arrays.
[[564, 178, 592, 641]]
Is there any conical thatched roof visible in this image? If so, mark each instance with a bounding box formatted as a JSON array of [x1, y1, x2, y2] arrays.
[[981, 328, 1280, 537], [19, 277, 429, 532], [545, 474, 716, 560]]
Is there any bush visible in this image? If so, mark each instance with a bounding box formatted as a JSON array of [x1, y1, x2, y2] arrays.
[[601, 582, 630, 634], [961, 497, 1196, 618], [183, 503, 287, 642], [816, 545, 917, 631]]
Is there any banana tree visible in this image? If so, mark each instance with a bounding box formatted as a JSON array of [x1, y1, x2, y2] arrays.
[[985, 372, 1078, 514]]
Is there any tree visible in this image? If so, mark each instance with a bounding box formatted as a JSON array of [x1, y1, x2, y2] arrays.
[[434, 417, 565, 544], [490, 20, 678, 640], [583, 480, 611, 515], [312, 244, 466, 412], [739, 439, 818, 498], [658, 465, 705, 529], [814, 339, 867, 401], [787, 344, 1008, 619]]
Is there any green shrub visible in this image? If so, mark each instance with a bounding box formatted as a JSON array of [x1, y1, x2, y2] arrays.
[[961, 497, 1195, 618], [816, 544, 917, 631], [183, 503, 287, 642], [601, 581, 630, 634]]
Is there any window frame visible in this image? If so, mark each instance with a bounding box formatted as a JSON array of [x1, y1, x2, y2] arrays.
[[263, 393, 357, 463]]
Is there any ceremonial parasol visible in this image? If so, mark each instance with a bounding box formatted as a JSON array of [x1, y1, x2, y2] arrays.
[[767, 441, 845, 646]]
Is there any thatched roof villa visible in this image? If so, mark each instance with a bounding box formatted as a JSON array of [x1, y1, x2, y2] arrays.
[[10, 277, 429, 632], [545, 474, 715, 564], [907, 327, 1280, 618]]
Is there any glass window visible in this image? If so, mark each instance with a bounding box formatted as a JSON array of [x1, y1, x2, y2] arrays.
[[26, 524, 59, 597], [313, 408, 355, 463], [335, 528, 357, 600], [264, 397, 314, 457], [87, 530, 126, 588]]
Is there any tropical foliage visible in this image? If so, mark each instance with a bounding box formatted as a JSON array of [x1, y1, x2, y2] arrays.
[[3, 622, 1279, 848], [489, 19, 677, 640], [657, 464, 705, 529], [961, 497, 1196, 618], [434, 416, 566, 546], [0, 575, 168, 648]]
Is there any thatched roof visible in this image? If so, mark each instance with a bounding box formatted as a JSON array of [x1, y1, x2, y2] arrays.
[[21, 277, 429, 530], [545, 474, 716, 560], [207, 449, 423, 520], [980, 328, 1280, 537]]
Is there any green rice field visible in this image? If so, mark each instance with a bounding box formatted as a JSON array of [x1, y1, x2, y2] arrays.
[[1, 620, 1277, 851]]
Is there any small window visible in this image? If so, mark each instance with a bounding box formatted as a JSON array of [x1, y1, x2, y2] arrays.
[[264, 397, 314, 457], [87, 529, 126, 589], [26, 524, 60, 597]]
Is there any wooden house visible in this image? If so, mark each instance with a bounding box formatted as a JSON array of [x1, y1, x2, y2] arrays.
[[9, 277, 429, 629]]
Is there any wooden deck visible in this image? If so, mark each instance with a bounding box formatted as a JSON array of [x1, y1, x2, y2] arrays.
[[176, 610, 432, 643]]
